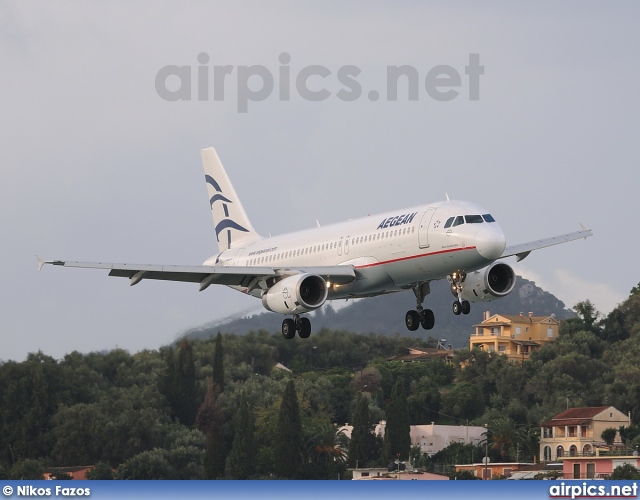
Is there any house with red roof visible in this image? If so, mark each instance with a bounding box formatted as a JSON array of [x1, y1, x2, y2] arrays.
[[539, 406, 630, 462]]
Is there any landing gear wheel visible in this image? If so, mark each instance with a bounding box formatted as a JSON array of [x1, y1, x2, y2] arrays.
[[297, 317, 312, 339], [452, 301, 462, 316], [405, 310, 420, 331], [282, 318, 296, 339], [420, 309, 435, 330], [461, 300, 471, 315]]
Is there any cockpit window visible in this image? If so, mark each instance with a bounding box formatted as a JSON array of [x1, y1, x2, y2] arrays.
[[465, 215, 484, 224], [444, 217, 455, 228], [452, 216, 464, 227], [482, 214, 496, 223]]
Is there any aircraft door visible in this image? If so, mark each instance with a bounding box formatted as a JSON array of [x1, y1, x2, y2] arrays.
[[338, 237, 343, 256], [345, 235, 350, 255], [418, 208, 437, 248]]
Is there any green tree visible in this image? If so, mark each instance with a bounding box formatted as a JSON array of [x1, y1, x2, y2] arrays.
[[51, 403, 104, 465], [486, 418, 525, 461], [162, 339, 197, 426], [442, 381, 485, 420], [47, 468, 72, 480], [85, 462, 114, 480], [113, 428, 204, 480], [196, 380, 226, 479], [303, 419, 349, 480], [9, 459, 45, 480], [608, 463, 640, 480], [0, 353, 67, 463], [163, 427, 206, 479], [348, 392, 373, 468], [226, 397, 256, 479], [275, 380, 304, 478], [450, 469, 481, 480], [430, 442, 483, 469], [601, 428, 617, 447], [212, 332, 225, 392], [382, 378, 411, 463], [51, 385, 171, 466], [116, 449, 175, 479], [574, 300, 600, 332], [407, 376, 441, 424], [307, 421, 348, 465]]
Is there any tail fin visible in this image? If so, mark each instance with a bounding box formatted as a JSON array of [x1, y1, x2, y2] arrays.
[[201, 147, 261, 252]]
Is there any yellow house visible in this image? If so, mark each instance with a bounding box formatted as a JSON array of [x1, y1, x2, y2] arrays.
[[469, 311, 560, 362], [539, 406, 630, 462]]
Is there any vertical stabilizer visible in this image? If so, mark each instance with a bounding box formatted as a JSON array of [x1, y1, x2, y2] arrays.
[[201, 147, 261, 252]]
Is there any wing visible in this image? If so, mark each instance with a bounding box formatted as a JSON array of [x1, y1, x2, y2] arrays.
[[37, 258, 355, 291], [500, 227, 592, 262]]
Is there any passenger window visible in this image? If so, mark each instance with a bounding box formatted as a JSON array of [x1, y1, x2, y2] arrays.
[[465, 215, 484, 224], [444, 217, 455, 228], [452, 216, 464, 227], [483, 214, 496, 223]]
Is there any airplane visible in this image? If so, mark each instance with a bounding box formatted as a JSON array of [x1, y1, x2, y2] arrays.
[[39, 147, 592, 339]]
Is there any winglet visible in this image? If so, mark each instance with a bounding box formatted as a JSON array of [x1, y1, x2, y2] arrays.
[[36, 255, 45, 272], [579, 223, 590, 231]]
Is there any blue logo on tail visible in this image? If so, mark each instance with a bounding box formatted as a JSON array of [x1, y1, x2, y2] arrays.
[[205, 175, 249, 246]]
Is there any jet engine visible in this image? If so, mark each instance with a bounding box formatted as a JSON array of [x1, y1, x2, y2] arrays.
[[262, 274, 328, 314], [453, 262, 516, 302]]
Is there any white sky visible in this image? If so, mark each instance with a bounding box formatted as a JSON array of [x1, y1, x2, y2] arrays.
[[2, 1, 638, 361]]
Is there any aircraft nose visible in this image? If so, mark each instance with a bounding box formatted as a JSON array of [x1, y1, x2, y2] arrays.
[[475, 226, 506, 260]]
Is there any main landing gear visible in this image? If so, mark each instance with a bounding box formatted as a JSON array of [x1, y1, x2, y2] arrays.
[[404, 275, 473, 331], [282, 315, 312, 340], [405, 282, 435, 331]]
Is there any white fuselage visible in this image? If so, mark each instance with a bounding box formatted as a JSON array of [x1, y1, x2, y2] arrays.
[[204, 200, 506, 301]]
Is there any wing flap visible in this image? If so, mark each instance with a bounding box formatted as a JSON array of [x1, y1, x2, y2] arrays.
[[500, 228, 592, 262], [39, 259, 356, 287]]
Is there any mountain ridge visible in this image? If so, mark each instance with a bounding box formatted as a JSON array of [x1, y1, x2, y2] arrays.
[[183, 276, 575, 347]]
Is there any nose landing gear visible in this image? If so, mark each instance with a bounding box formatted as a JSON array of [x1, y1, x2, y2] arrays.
[[448, 272, 471, 316], [452, 299, 471, 315]]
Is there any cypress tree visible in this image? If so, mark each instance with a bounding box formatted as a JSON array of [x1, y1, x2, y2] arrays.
[[275, 380, 304, 478], [226, 397, 255, 479], [174, 339, 197, 426], [161, 340, 198, 426], [197, 380, 227, 479], [212, 332, 224, 392], [348, 392, 372, 468], [383, 378, 411, 463]]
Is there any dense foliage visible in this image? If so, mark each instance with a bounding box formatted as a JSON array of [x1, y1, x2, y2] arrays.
[[1, 286, 640, 479]]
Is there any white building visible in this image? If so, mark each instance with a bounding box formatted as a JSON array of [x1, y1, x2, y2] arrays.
[[341, 421, 485, 457]]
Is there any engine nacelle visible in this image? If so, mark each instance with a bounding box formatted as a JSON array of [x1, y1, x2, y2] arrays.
[[454, 262, 516, 302], [262, 273, 328, 314]]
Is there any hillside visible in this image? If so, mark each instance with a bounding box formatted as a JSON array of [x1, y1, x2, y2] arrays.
[[185, 276, 574, 346]]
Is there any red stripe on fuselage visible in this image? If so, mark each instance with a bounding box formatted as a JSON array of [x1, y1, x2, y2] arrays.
[[354, 246, 478, 269]]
